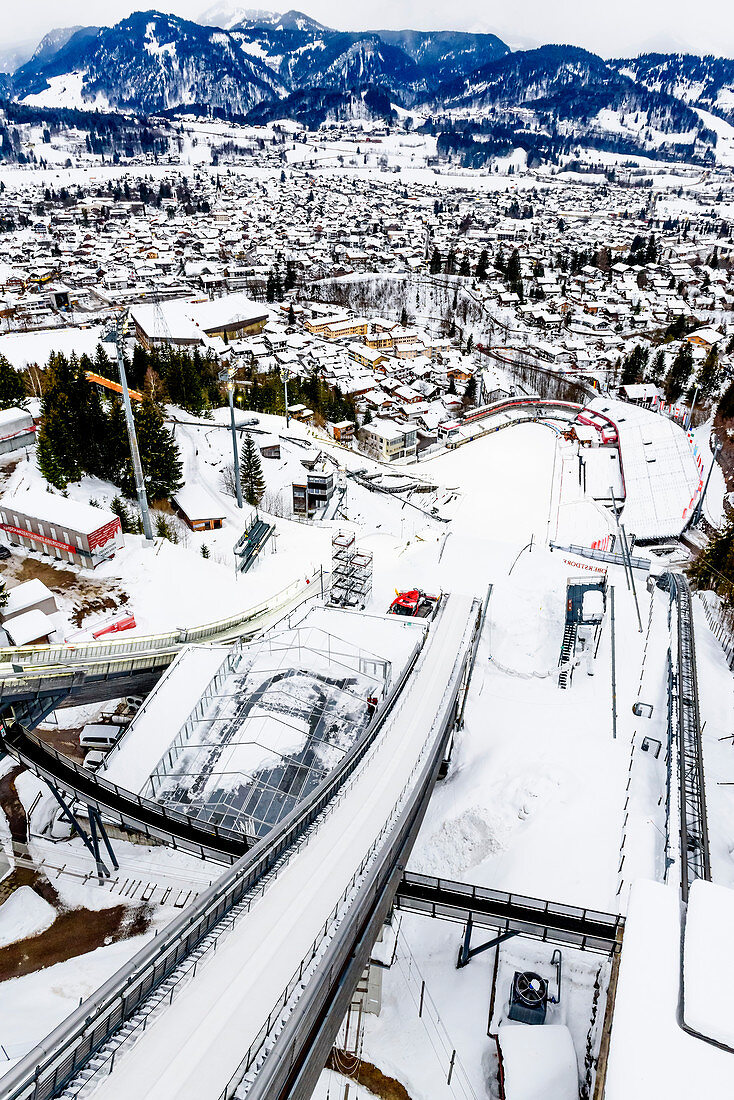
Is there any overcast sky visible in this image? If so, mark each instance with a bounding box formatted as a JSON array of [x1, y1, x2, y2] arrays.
[[2, 0, 733, 58]]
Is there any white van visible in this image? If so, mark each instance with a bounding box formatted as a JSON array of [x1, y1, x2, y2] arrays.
[[79, 724, 122, 750], [83, 750, 107, 771]]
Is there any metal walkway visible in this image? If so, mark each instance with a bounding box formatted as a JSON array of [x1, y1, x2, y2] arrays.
[[659, 572, 711, 901], [394, 872, 623, 954], [0, 719, 254, 863]]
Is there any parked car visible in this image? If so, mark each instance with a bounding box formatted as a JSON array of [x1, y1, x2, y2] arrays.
[[83, 750, 107, 771], [0, 546, 10, 560]]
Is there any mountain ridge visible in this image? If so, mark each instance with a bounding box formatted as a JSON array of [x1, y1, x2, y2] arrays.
[[4, 12, 732, 166]]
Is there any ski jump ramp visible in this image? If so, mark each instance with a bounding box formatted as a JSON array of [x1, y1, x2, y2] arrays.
[[1, 592, 481, 1100]]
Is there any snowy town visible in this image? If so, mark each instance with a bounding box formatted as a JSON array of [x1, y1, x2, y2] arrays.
[[0, 16, 733, 1100]]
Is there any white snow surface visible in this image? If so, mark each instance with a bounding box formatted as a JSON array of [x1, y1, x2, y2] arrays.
[[0, 888, 56, 949], [498, 1023, 578, 1100], [88, 595, 476, 1100], [588, 397, 702, 538], [22, 73, 109, 111], [683, 879, 734, 1048], [605, 880, 731, 1099]]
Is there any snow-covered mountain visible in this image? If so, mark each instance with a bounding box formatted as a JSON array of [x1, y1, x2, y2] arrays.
[[428, 45, 717, 164], [12, 11, 287, 115], [199, 5, 325, 33], [3, 11, 732, 165], [8, 10, 509, 115], [29, 26, 99, 66], [609, 54, 734, 125]]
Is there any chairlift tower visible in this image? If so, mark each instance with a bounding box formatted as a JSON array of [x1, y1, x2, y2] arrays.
[[115, 313, 154, 542]]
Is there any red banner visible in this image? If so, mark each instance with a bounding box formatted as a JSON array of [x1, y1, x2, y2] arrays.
[[88, 518, 122, 550], [1, 517, 121, 554], [0, 522, 78, 555]]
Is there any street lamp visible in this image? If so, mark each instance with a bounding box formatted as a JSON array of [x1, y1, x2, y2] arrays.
[[281, 367, 291, 427]]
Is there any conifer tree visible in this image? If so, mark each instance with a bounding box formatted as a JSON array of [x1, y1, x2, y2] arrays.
[[0, 354, 27, 409], [36, 428, 69, 489], [37, 352, 83, 485], [664, 343, 694, 403], [110, 396, 182, 501], [76, 354, 113, 479], [506, 248, 522, 287], [240, 431, 266, 507], [689, 522, 734, 602], [698, 346, 722, 401]]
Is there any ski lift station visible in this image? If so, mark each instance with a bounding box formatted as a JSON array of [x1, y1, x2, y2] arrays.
[[99, 606, 425, 841]]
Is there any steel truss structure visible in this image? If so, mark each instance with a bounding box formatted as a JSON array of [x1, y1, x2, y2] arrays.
[[144, 624, 392, 840], [330, 530, 373, 608]]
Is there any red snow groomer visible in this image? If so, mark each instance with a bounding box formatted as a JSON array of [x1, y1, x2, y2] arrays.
[[388, 589, 440, 619]]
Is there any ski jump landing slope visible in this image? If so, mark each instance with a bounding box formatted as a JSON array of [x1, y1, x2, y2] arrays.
[[587, 397, 702, 540], [77, 594, 478, 1100]]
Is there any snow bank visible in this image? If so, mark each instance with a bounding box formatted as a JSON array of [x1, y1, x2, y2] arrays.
[[498, 1023, 578, 1100], [605, 880, 731, 1099], [0, 887, 56, 948], [683, 878, 734, 1048]]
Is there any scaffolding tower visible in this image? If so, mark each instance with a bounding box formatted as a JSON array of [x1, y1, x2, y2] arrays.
[[331, 530, 373, 609]]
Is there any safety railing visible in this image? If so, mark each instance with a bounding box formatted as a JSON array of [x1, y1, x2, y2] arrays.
[[0, 572, 322, 667]]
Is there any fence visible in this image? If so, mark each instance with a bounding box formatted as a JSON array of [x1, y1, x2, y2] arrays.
[[698, 591, 734, 670], [393, 932, 480, 1100]]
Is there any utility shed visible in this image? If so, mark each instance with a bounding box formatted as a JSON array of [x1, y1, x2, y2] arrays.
[[0, 407, 35, 457], [0, 578, 57, 623], [4, 608, 55, 646], [258, 435, 281, 459], [173, 486, 225, 531]]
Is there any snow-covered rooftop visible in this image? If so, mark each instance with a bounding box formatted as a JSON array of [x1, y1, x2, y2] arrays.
[[100, 646, 230, 793], [0, 488, 116, 536]]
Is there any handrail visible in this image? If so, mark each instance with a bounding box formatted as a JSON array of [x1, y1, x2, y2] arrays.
[[0, 572, 321, 667], [659, 572, 711, 901], [233, 597, 482, 1100]]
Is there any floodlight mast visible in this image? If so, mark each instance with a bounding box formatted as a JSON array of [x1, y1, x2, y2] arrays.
[[116, 312, 154, 541], [219, 362, 243, 508]]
